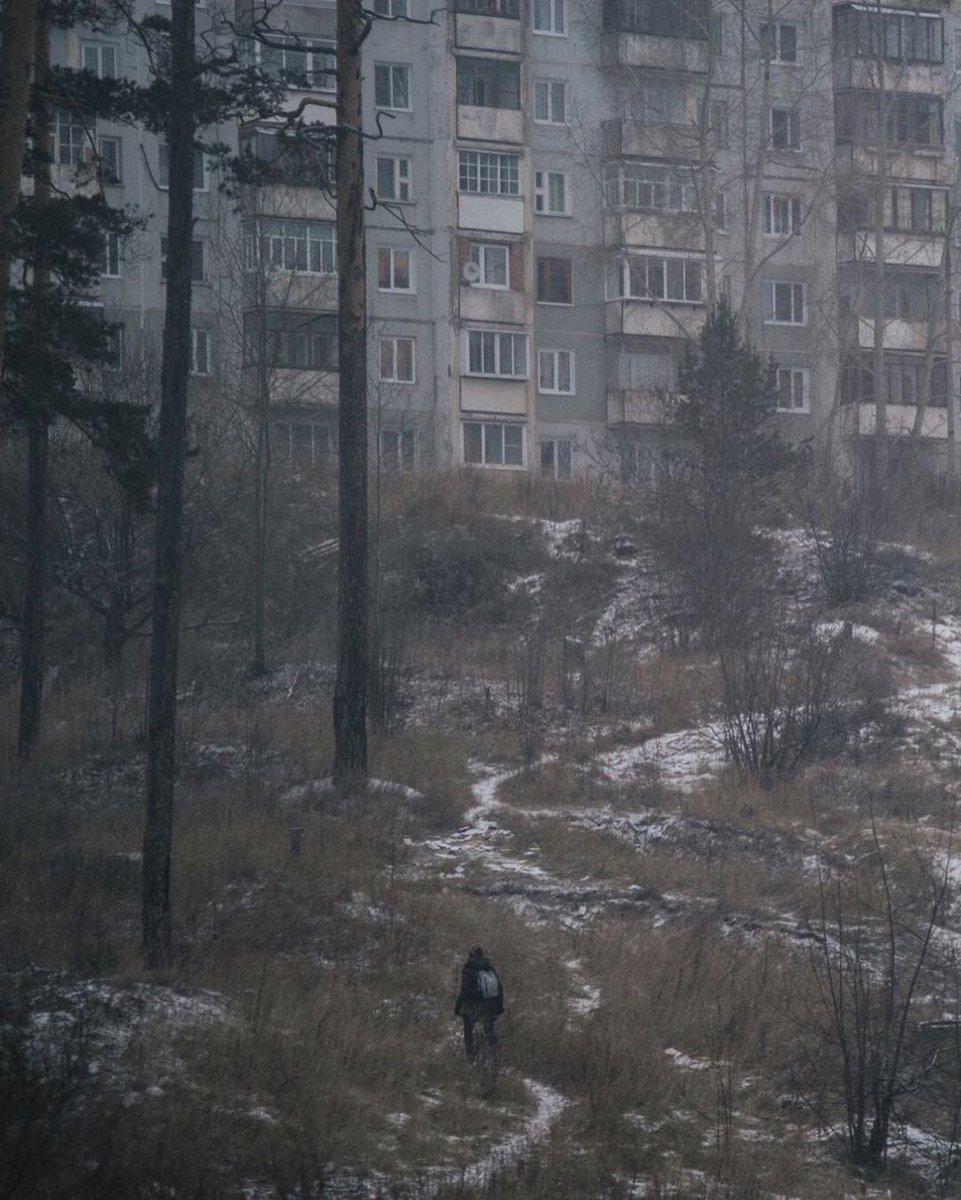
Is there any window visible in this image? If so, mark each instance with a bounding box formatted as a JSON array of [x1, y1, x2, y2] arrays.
[[708, 99, 729, 148], [247, 36, 336, 91], [841, 353, 947, 407], [602, 0, 710, 39], [537, 348, 574, 393], [604, 162, 698, 213], [532, 0, 566, 35], [97, 135, 122, 185], [55, 108, 85, 166], [380, 428, 416, 472], [190, 329, 211, 376], [763, 194, 802, 236], [82, 41, 118, 78], [241, 127, 335, 189], [456, 57, 520, 109], [100, 232, 121, 277], [458, 150, 520, 195], [456, 0, 518, 14], [158, 143, 207, 190], [251, 219, 336, 273], [246, 311, 338, 370], [533, 79, 567, 124], [273, 420, 331, 465], [374, 0, 409, 14], [465, 329, 528, 377], [836, 91, 943, 148], [160, 237, 205, 283], [762, 279, 806, 324], [534, 170, 569, 215], [375, 155, 411, 202], [760, 22, 798, 63], [609, 255, 704, 304], [105, 324, 124, 370], [618, 351, 675, 391], [630, 82, 686, 124], [770, 107, 801, 149], [469, 242, 509, 288], [536, 256, 572, 304], [374, 63, 411, 110], [540, 439, 572, 479], [379, 336, 416, 382], [889, 185, 947, 234], [776, 367, 808, 411], [833, 6, 943, 64], [882, 270, 940, 320], [464, 421, 525, 466], [378, 247, 415, 293]]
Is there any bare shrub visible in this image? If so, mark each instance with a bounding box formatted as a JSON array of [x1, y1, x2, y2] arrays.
[[717, 616, 847, 787], [803, 461, 887, 606]]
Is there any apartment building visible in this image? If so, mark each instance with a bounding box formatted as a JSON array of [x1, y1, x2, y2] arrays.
[[55, 0, 961, 478]]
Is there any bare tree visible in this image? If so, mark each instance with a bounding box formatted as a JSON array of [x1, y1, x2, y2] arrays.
[[332, 0, 368, 780]]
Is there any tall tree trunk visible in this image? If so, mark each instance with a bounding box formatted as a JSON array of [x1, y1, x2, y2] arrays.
[[17, 14, 50, 760], [142, 0, 195, 969], [0, 0, 39, 381], [333, 0, 368, 781], [252, 255, 269, 676], [18, 414, 48, 757]]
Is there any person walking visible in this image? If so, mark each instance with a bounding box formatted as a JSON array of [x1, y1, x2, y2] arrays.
[[454, 944, 504, 1063]]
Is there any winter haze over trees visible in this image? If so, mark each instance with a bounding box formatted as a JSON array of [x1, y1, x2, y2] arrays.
[[7, 0, 961, 1196]]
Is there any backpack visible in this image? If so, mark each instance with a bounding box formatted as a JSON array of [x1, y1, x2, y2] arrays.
[[476, 968, 499, 1001]]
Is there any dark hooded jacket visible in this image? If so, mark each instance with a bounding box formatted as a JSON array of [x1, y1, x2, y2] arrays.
[[455, 950, 504, 1019]]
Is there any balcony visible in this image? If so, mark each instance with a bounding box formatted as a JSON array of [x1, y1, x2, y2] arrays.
[[457, 104, 523, 143], [835, 143, 947, 186], [602, 119, 703, 162], [458, 193, 526, 233], [854, 316, 936, 353], [607, 389, 679, 426], [606, 300, 707, 339], [842, 402, 947, 439], [604, 210, 706, 252], [836, 59, 945, 95], [836, 232, 944, 269], [460, 376, 528, 415], [460, 286, 527, 325], [601, 32, 709, 73], [455, 12, 521, 53]]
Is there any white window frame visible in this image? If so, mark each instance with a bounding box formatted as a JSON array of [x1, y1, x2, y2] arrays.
[[458, 149, 521, 196], [608, 255, 705, 305], [775, 366, 808, 411], [158, 143, 208, 191], [463, 420, 526, 468], [55, 108, 86, 166], [537, 348, 574, 394], [377, 246, 416, 293], [533, 78, 567, 125], [190, 328, 212, 376], [534, 169, 570, 216], [374, 63, 412, 111], [81, 41, 119, 79], [532, 0, 566, 36], [540, 438, 573, 479], [464, 329, 529, 379], [380, 427, 416, 472], [258, 219, 336, 275], [97, 134, 122, 185], [770, 107, 801, 150], [101, 231, 121, 278], [763, 279, 807, 325], [763, 194, 802, 236], [374, 0, 408, 14], [761, 21, 800, 64], [375, 155, 412, 203], [469, 242, 510, 289], [378, 335, 416, 383]]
